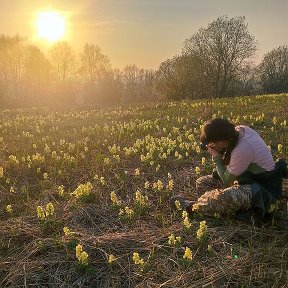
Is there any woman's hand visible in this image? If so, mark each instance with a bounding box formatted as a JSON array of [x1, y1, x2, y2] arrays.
[[206, 144, 221, 157]]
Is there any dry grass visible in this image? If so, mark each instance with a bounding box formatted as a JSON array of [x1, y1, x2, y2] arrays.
[[1, 184, 288, 287]]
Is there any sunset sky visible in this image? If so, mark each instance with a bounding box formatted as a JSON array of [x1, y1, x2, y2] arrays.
[[1, 0, 287, 69]]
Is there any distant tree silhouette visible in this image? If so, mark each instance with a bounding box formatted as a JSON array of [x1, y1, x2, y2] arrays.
[[183, 16, 257, 98], [0, 35, 26, 105], [79, 43, 111, 103], [154, 54, 209, 100], [48, 41, 76, 104], [49, 41, 76, 86], [4, 15, 288, 108], [121, 65, 155, 102], [24, 45, 52, 105], [258, 45, 288, 94]]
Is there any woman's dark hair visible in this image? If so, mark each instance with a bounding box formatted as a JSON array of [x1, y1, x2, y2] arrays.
[[200, 118, 239, 165]]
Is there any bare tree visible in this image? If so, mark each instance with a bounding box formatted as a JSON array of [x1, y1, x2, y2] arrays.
[[0, 35, 26, 105], [183, 16, 257, 98], [24, 45, 52, 104], [79, 43, 111, 102], [258, 45, 288, 94], [97, 69, 123, 104], [121, 65, 142, 101], [154, 54, 207, 100], [121, 65, 155, 102], [49, 41, 75, 86]]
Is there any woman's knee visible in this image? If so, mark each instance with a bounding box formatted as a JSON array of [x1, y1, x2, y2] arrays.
[[196, 175, 222, 191], [216, 185, 252, 211], [196, 175, 213, 186], [194, 185, 252, 216]]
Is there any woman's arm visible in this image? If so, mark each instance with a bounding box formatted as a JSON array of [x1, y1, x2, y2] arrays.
[[213, 155, 237, 187]]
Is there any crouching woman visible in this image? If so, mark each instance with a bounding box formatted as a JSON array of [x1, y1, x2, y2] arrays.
[[177, 118, 288, 223]]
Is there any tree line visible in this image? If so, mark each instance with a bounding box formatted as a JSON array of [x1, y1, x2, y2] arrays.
[[0, 15, 288, 107]]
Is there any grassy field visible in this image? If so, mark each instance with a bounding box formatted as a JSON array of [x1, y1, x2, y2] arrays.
[[0, 94, 288, 287]]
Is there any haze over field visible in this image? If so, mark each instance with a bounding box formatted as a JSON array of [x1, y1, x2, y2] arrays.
[[1, 0, 288, 69]]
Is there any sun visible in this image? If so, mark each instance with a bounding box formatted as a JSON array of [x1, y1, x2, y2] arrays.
[[36, 11, 66, 42]]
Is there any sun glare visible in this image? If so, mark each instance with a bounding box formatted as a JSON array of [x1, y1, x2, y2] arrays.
[[36, 11, 66, 42]]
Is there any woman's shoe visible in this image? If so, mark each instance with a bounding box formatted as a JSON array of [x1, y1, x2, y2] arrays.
[[170, 195, 194, 213]]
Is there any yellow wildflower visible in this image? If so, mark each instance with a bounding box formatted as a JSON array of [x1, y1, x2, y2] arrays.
[[176, 236, 181, 243], [75, 244, 89, 266], [37, 206, 45, 219], [108, 254, 117, 264], [78, 251, 89, 265], [6, 204, 13, 213], [45, 202, 54, 217], [168, 233, 176, 245], [195, 166, 201, 175], [118, 208, 124, 216], [58, 185, 65, 196], [100, 177, 105, 186], [144, 181, 150, 189], [156, 180, 163, 191], [183, 247, 193, 261], [63, 226, 70, 235], [132, 252, 144, 266], [63, 226, 74, 236], [167, 179, 174, 191], [135, 190, 148, 206], [0, 166, 3, 178], [268, 201, 279, 213], [134, 168, 140, 176], [183, 216, 192, 229], [124, 206, 134, 218], [72, 182, 93, 199], [168, 233, 181, 246], [207, 244, 213, 252], [182, 210, 188, 218], [9, 155, 19, 165], [104, 157, 110, 165], [76, 244, 83, 257], [201, 157, 206, 165], [175, 200, 182, 211], [111, 191, 121, 205], [192, 203, 199, 211], [196, 220, 208, 240]]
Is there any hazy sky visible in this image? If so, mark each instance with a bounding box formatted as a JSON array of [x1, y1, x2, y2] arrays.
[[1, 0, 287, 69]]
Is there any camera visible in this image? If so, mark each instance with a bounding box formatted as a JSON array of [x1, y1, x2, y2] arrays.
[[200, 141, 208, 151], [200, 141, 215, 151]]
